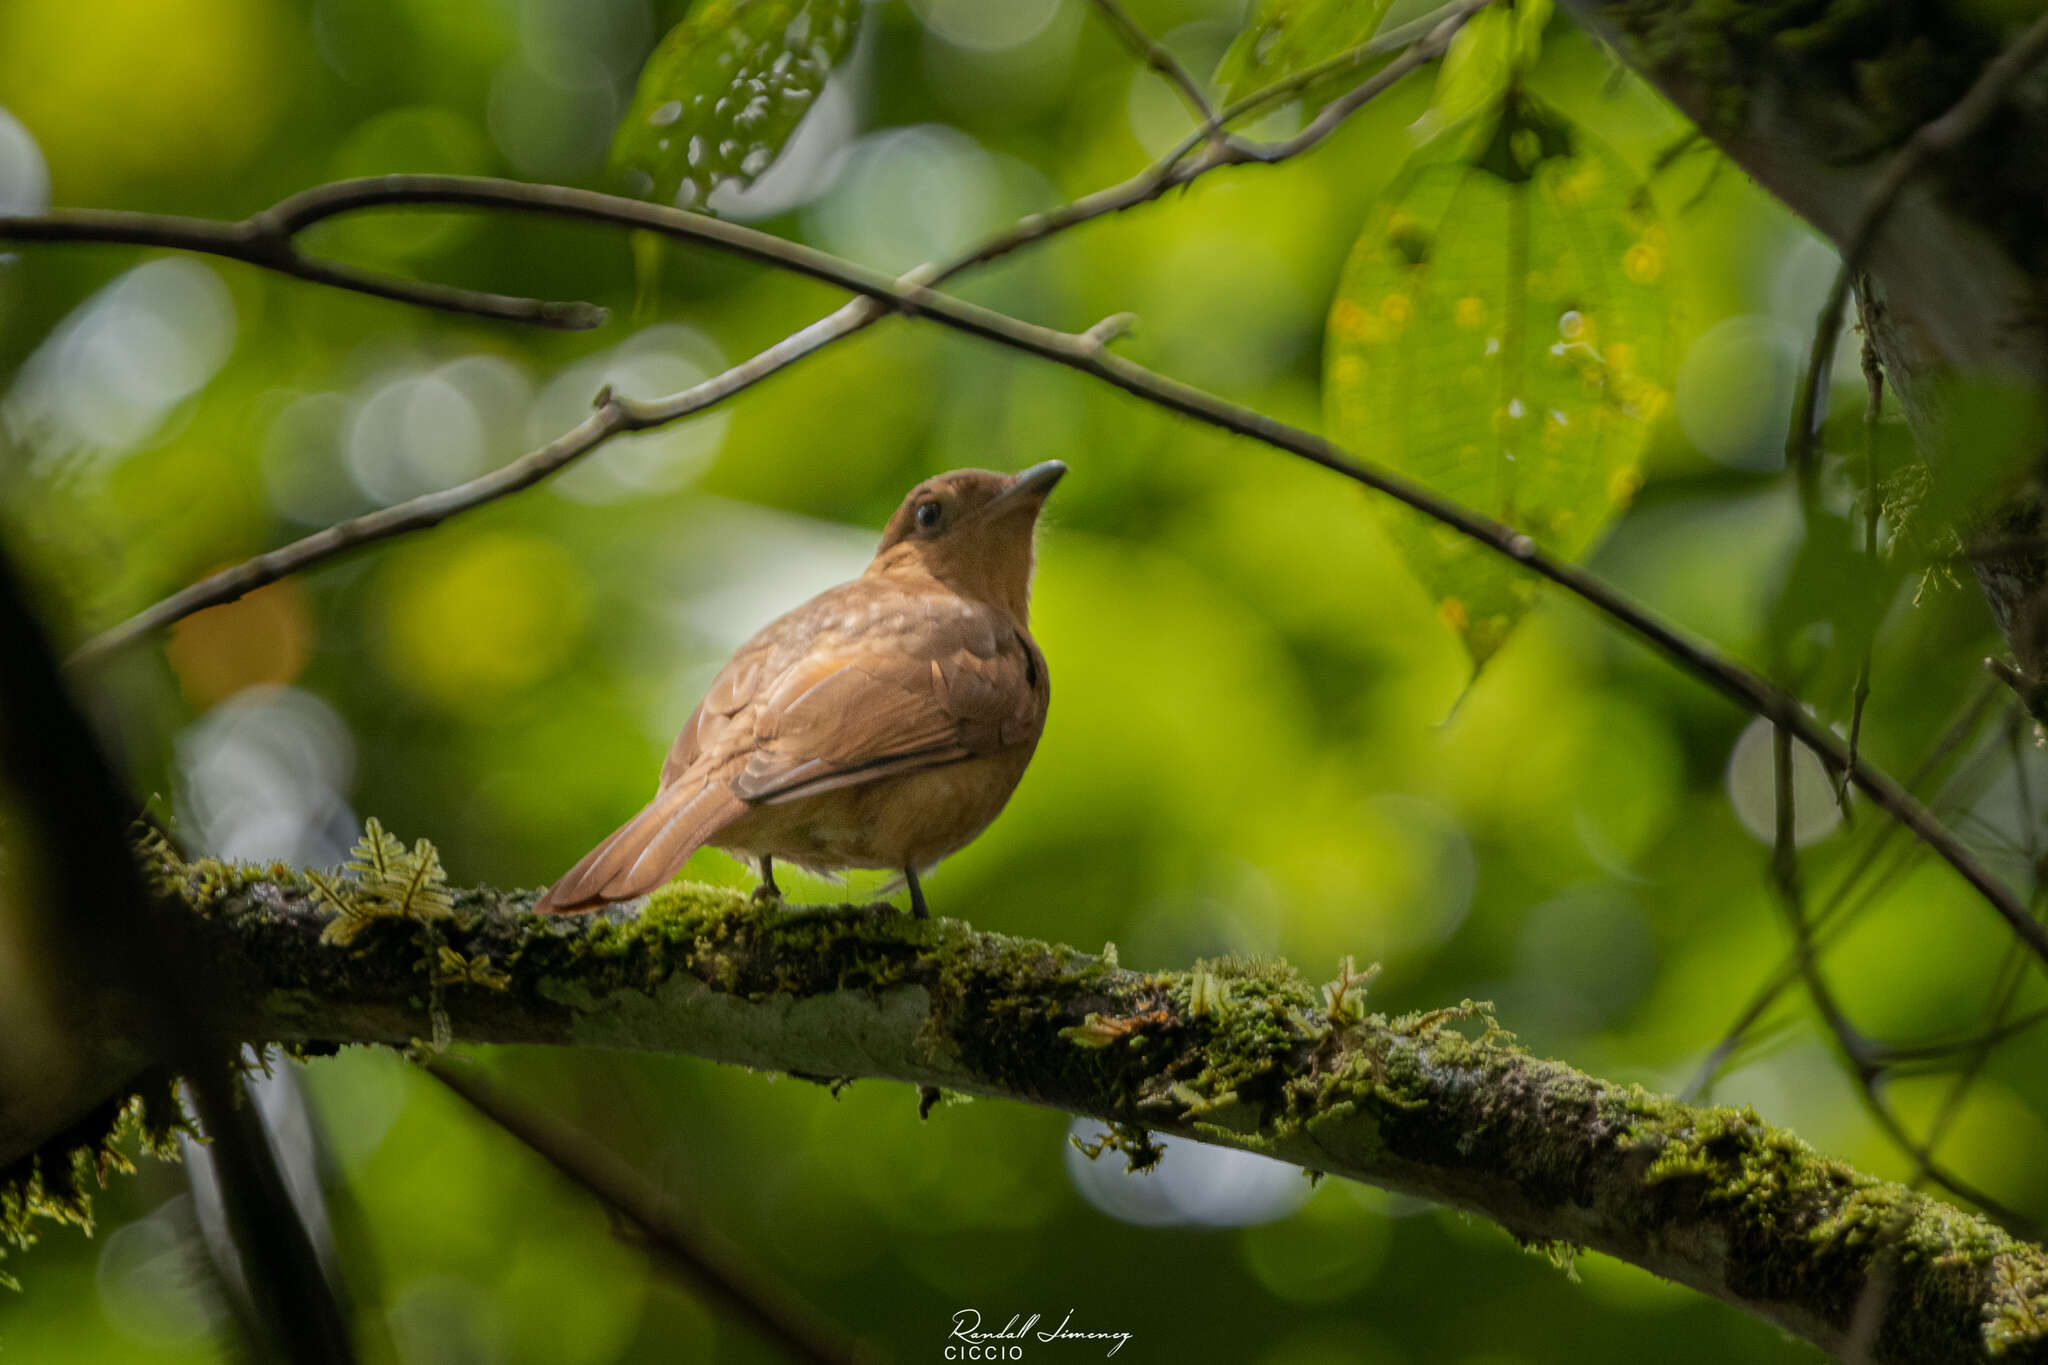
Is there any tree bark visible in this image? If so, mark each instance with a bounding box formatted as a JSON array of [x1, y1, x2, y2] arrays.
[[7, 859, 2046, 1364], [1560, 0, 2048, 681]]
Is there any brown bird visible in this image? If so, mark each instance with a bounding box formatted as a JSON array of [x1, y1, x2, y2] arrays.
[[536, 461, 1064, 917]]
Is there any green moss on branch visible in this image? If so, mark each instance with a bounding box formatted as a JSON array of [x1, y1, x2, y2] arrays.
[[11, 844, 2048, 1363]]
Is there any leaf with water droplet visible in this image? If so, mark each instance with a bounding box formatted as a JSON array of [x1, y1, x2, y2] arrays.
[[1325, 97, 1673, 674], [612, 0, 858, 211], [1213, 0, 1396, 107]]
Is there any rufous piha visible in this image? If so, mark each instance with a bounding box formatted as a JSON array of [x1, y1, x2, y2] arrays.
[[536, 461, 1064, 917]]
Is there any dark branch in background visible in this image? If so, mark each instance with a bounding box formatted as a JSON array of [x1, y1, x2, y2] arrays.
[[0, 547, 356, 1364], [1783, 10, 2048, 494], [427, 1062, 871, 1365], [0, 204, 604, 330], [41, 0, 1483, 672]]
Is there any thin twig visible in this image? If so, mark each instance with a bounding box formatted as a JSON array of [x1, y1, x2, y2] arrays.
[[1910, 710, 2045, 1182], [27, 162, 2048, 969], [1875, 999, 2048, 1065], [427, 1061, 870, 1365], [1224, 0, 1488, 164], [1209, 0, 1483, 131], [0, 205, 605, 330], [1686, 679, 2005, 1099], [1837, 333, 1885, 808], [1086, 0, 1219, 127], [1768, 725, 2036, 1234], [1784, 10, 2048, 483]]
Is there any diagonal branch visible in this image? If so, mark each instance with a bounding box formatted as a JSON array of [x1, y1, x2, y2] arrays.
[[36, 866, 2048, 1365]]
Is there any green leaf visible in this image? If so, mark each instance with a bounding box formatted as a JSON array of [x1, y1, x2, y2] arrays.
[[1412, 5, 1513, 148], [1325, 99, 1675, 673], [611, 0, 859, 209], [1515, 0, 1554, 67], [1213, 0, 1396, 106], [1412, 0, 1553, 152]]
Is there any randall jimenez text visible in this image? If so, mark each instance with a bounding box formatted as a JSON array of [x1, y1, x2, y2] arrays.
[[947, 1309, 1133, 1357]]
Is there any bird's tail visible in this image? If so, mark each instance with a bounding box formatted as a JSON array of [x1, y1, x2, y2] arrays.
[[535, 778, 748, 914]]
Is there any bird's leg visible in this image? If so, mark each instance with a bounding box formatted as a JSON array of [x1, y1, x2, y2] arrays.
[[753, 855, 781, 903], [904, 865, 930, 920]]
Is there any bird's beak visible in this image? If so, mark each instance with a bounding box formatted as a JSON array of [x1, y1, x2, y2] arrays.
[[986, 460, 1066, 516]]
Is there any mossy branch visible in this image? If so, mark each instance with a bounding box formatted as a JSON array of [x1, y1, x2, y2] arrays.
[[1, 849, 2042, 1363]]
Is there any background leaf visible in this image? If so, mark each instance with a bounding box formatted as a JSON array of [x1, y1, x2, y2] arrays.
[[1325, 99, 1673, 672], [1412, 0, 1552, 151], [611, 0, 858, 209], [1213, 0, 1395, 106]]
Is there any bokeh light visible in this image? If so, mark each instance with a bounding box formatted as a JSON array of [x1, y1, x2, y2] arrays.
[[907, 0, 1071, 53], [1724, 715, 1843, 848], [4, 258, 236, 465], [1672, 314, 1799, 471], [1064, 1119, 1312, 1227], [807, 124, 1026, 274], [533, 324, 731, 503], [175, 684, 359, 866], [0, 107, 49, 217], [94, 1196, 226, 1349]]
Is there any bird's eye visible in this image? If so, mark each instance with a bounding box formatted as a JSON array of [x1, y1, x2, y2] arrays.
[[915, 501, 943, 530]]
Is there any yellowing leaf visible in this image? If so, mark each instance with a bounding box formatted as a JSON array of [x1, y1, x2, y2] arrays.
[[612, 0, 858, 209], [1326, 99, 1674, 673], [1213, 0, 1396, 106]]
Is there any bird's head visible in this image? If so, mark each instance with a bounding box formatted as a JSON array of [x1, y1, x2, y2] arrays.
[[870, 461, 1066, 624]]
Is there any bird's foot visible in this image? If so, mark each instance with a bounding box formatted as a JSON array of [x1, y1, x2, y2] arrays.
[[752, 856, 782, 907]]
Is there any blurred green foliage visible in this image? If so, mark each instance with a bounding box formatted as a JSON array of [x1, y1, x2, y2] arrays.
[[2, 0, 2045, 1362]]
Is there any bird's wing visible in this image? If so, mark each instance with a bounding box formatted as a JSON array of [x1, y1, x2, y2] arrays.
[[730, 609, 1045, 805], [659, 637, 774, 787]]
